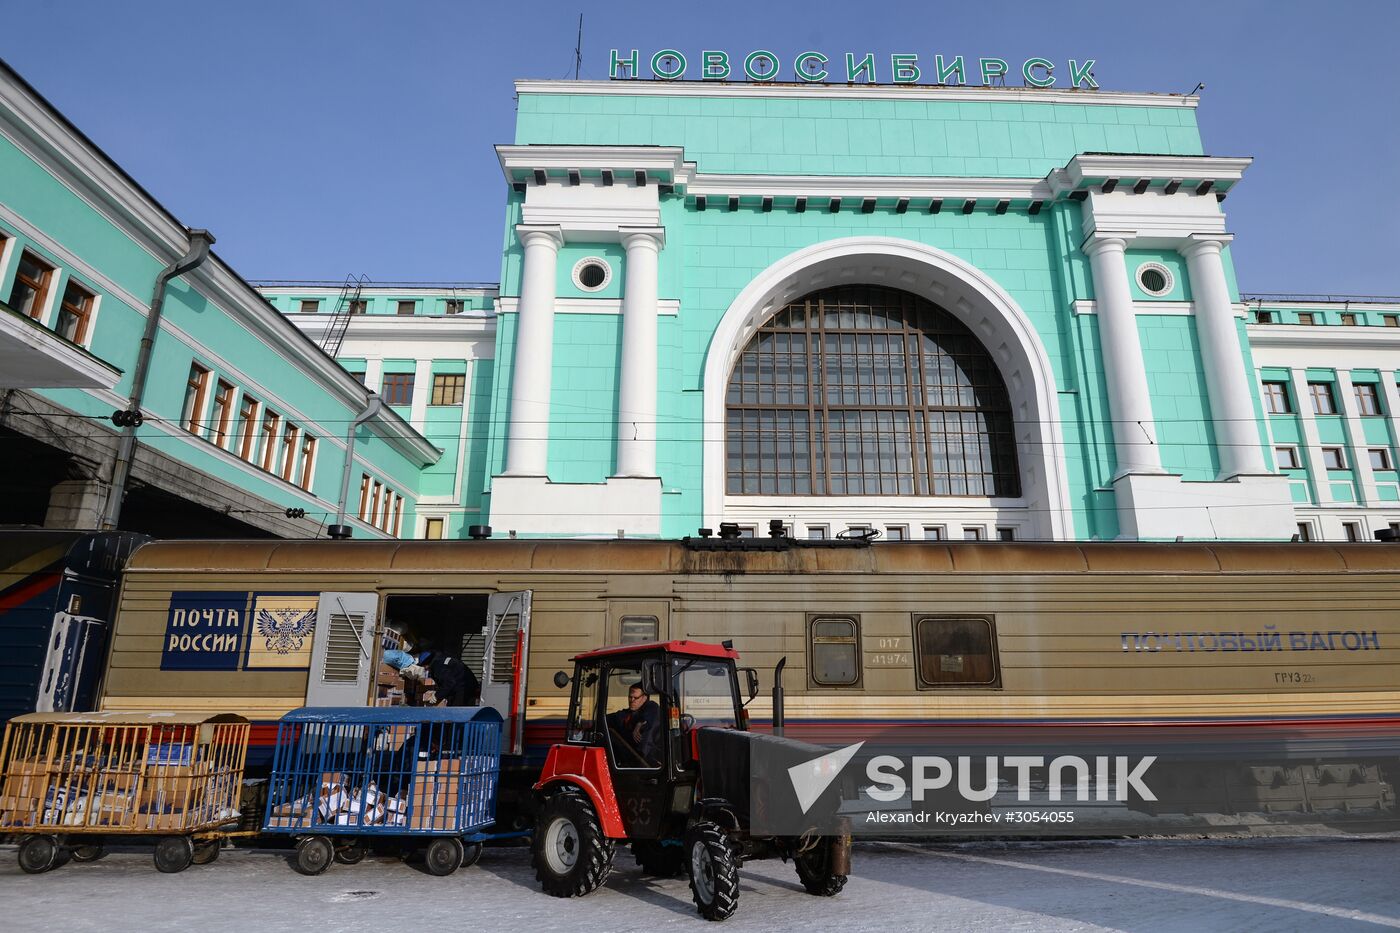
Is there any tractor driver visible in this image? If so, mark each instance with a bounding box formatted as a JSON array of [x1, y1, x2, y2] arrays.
[[606, 683, 660, 766]]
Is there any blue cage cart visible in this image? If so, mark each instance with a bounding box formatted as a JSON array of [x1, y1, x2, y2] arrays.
[[263, 706, 503, 876]]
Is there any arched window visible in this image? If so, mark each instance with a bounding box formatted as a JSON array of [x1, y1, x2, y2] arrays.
[[725, 285, 1020, 498]]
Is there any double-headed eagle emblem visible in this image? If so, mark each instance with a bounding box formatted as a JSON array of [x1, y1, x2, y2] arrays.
[[254, 606, 316, 655]]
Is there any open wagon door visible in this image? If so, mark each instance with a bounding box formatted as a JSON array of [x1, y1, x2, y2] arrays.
[[306, 592, 379, 706], [479, 590, 530, 756]]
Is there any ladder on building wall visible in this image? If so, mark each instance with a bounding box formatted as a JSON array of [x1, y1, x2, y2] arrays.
[[319, 274, 368, 359]]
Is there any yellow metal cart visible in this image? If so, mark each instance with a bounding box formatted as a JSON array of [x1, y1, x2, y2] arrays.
[[0, 711, 250, 873]]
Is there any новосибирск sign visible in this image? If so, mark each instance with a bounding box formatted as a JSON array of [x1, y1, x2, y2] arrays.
[[609, 50, 1099, 88]]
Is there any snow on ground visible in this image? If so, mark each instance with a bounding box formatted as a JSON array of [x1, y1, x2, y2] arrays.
[[1, 836, 1397, 932]]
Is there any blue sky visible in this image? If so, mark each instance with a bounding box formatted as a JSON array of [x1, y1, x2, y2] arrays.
[[3, 1, 1396, 295]]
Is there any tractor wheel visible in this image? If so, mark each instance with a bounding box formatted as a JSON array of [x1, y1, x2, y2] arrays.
[[293, 836, 334, 876], [18, 835, 60, 874], [424, 837, 463, 876], [794, 840, 848, 897], [531, 790, 615, 897], [192, 840, 221, 865], [632, 839, 686, 878], [685, 822, 740, 921], [153, 835, 194, 874]]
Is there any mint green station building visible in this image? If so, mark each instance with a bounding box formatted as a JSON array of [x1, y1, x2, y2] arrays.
[[5, 58, 1398, 543]]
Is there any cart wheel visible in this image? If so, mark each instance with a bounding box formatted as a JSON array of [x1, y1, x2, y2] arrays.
[[18, 835, 60, 874], [154, 836, 195, 874], [460, 841, 483, 869], [192, 840, 222, 865], [70, 843, 106, 863], [294, 836, 334, 876], [334, 843, 366, 865], [686, 822, 740, 921], [424, 837, 463, 876]]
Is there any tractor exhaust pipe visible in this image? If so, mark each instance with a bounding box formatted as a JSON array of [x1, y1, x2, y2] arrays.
[[772, 656, 787, 737]]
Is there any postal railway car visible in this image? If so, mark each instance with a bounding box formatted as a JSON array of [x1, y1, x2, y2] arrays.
[[97, 536, 1400, 821]]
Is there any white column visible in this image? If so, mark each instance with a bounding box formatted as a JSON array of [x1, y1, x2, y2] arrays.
[[1180, 236, 1269, 478], [504, 225, 563, 476], [409, 359, 433, 428], [615, 227, 665, 478], [1336, 371, 1379, 506], [1082, 236, 1163, 476], [1290, 369, 1334, 504]]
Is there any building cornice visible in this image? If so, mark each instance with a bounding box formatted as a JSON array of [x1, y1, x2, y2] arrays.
[[1058, 154, 1252, 196], [514, 79, 1199, 109], [1247, 326, 1400, 351], [496, 297, 681, 316], [497, 144, 692, 185], [287, 313, 497, 340]]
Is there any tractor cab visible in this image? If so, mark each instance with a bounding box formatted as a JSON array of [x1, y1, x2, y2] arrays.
[[532, 639, 848, 922], [553, 640, 754, 838]]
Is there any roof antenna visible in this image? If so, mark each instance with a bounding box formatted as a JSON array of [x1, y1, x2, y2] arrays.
[[574, 14, 583, 80], [1187, 82, 1205, 96]]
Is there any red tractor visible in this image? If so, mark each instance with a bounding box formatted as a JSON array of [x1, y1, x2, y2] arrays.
[[531, 640, 851, 921]]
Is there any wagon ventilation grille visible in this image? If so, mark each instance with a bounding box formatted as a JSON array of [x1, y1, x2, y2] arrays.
[[323, 612, 364, 683]]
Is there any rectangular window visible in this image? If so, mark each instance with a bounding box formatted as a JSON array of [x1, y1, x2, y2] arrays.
[[430, 373, 466, 406], [1370, 448, 1392, 471], [209, 380, 235, 447], [299, 435, 316, 489], [1341, 312, 1357, 326], [348, 299, 367, 314], [914, 615, 1000, 688], [8, 251, 54, 319], [1297, 312, 1317, 326], [237, 396, 260, 460], [56, 279, 95, 344], [1296, 522, 1312, 542], [1255, 310, 1274, 324], [345, 369, 366, 386], [1344, 522, 1362, 542], [806, 525, 828, 540], [923, 525, 945, 541], [280, 423, 300, 481], [1262, 381, 1292, 414], [382, 373, 414, 406], [962, 526, 983, 541], [396, 300, 416, 316], [1387, 315, 1400, 328], [996, 527, 1016, 541], [259, 409, 281, 472], [885, 525, 907, 541], [391, 494, 403, 535], [370, 481, 383, 526], [808, 615, 860, 686], [619, 616, 659, 644], [1309, 382, 1337, 415], [423, 517, 444, 539], [1354, 383, 1382, 416], [1275, 446, 1301, 469], [1321, 447, 1347, 470], [299, 299, 320, 313], [358, 474, 371, 520], [181, 363, 211, 434], [444, 299, 465, 314]]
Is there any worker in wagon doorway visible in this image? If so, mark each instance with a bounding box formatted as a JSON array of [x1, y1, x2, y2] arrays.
[[418, 649, 481, 707], [607, 683, 661, 766]]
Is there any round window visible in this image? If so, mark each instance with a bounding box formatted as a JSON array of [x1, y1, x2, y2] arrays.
[[1136, 263, 1173, 297], [572, 257, 611, 292]]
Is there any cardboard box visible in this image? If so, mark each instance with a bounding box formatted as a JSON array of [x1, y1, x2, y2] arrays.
[[0, 793, 40, 827]]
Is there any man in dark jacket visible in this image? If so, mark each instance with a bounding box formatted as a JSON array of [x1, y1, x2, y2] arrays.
[[606, 683, 660, 766], [420, 650, 481, 707]]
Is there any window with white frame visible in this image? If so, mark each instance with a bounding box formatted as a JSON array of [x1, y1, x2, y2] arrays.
[[806, 525, 828, 540], [885, 525, 907, 541], [1295, 522, 1313, 542], [962, 526, 983, 541], [923, 525, 945, 541], [1370, 448, 1393, 471], [1275, 446, 1301, 470], [1343, 522, 1362, 542], [1321, 447, 1347, 470]]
